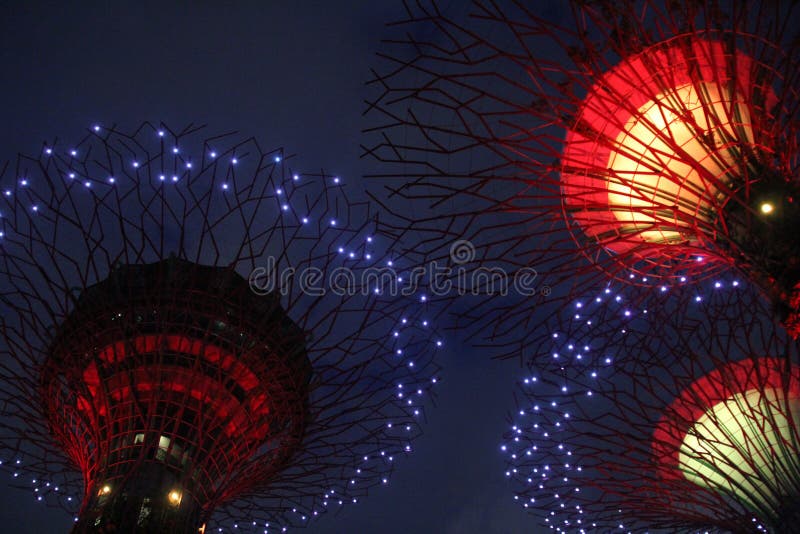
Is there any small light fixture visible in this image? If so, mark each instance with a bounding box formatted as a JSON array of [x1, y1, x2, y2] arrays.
[[98, 484, 111, 496], [760, 202, 775, 215], [168, 489, 182, 506]]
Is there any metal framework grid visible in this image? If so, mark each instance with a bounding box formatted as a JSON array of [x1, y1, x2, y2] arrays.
[[0, 123, 440, 532], [363, 0, 800, 345], [501, 280, 800, 532]]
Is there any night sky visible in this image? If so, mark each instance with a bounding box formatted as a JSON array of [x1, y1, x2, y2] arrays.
[[0, 2, 533, 532]]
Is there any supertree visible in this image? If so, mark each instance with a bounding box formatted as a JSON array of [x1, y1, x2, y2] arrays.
[[499, 278, 800, 532], [363, 0, 800, 344], [0, 123, 442, 532]]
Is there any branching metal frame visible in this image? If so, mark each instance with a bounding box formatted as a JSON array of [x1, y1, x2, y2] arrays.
[[0, 122, 441, 531]]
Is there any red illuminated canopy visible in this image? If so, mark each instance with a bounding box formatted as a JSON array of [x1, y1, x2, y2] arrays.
[[561, 35, 775, 277]]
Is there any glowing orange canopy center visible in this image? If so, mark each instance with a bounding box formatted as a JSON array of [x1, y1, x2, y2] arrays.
[[561, 36, 771, 261]]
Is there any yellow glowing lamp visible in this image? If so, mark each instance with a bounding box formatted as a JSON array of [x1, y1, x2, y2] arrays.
[[168, 489, 183, 507], [98, 484, 111, 496]]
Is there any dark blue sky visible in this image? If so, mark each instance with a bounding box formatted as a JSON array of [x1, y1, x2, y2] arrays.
[[0, 2, 533, 532]]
